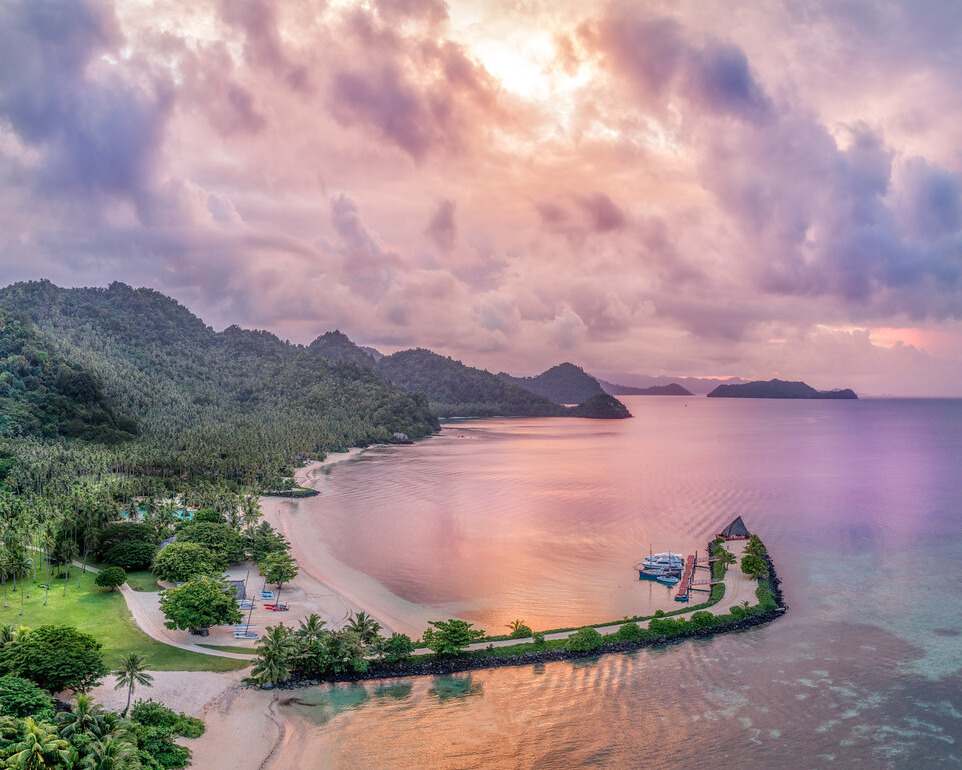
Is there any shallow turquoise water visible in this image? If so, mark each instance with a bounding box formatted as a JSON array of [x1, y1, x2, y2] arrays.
[[282, 397, 962, 767]]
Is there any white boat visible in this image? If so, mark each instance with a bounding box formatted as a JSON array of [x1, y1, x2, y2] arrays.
[[641, 552, 685, 570], [656, 575, 680, 585]]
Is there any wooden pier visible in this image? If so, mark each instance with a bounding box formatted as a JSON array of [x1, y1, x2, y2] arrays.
[[674, 554, 696, 602], [674, 551, 724, 601]]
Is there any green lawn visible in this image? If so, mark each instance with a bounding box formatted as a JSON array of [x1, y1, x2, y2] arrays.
[[124, 571, 162, 592], [0, 556, 249, 672], [198, 643, 259, 655]]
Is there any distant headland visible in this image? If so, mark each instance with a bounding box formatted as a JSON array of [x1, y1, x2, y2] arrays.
[[707, 379, 858, 399]]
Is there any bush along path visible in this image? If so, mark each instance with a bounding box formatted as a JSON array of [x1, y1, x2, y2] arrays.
[[251, 536, 787, 688]]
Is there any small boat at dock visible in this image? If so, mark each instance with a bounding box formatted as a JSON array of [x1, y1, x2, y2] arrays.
[[641, 552, 685, 570], [656, 575, 680, 585], [636, 549, 684, 579]]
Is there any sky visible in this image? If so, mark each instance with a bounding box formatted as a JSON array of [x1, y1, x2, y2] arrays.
[[1, 0, 962, 395]]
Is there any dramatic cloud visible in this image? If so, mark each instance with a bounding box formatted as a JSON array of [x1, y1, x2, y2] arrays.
[[1, 0, 961, 394]]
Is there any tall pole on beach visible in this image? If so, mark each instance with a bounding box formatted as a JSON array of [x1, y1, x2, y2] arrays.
[[245, 601, 255, 635]]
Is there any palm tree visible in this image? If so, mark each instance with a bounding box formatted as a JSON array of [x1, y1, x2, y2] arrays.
[[113, 653, 153, 716], [61, 539, 78, 597], [241, 495, 262, 535], [296, 613, 328, 643], [9, 549, 33, 616], [252, 625, 297, 685], [58, 693, 105, 739], [83, 737, 137, 770], [345, 611, 381, 645], [5, 717, 71, 769], [0, 547, 11, 608]]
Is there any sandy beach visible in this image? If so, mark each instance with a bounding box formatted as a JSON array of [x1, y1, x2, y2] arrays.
[[108, 446, 767, 770], [115, 450, 376, 770]]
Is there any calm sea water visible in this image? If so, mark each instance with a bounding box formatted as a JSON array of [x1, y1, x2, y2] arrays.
[[280, 397, 962, 767]]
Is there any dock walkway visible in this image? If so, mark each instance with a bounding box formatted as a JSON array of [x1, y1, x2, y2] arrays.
[[674, 554, 696, 602]]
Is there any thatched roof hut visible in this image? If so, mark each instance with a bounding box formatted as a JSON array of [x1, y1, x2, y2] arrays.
[[717, 516, 750, 540]]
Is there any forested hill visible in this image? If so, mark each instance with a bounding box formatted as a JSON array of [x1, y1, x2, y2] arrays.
[[0, 308, 137, 443], [308, 330, 378, 367], [498, 362, 605, 405], [0, 281, 439, 482], [374, 349, 567, 417]]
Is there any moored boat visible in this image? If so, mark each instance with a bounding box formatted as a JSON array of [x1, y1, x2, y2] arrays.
[[641, 551, 685, 570]]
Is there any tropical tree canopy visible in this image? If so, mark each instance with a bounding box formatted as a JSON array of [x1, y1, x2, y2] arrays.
[[0, 625, 108, 694], [159, 579, 243, 635]]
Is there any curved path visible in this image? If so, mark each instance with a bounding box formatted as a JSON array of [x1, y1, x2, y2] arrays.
[[421, 539, 751, 653], [84, 446, 758, 663], [56, 555, 253, 661]]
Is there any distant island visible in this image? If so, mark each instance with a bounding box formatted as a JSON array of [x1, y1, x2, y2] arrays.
[[599, 380, 693, 396], [707, 379, 858, 399]]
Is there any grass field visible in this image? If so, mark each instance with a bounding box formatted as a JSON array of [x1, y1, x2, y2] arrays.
[[198, 643, 259, 655], [124, 571, 162, 592], [0, 555, 249, 672]]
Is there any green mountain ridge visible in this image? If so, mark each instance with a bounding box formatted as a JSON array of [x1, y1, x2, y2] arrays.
[[374, 348, 568, 418], [0, 308, 137, 443], [0, 280, 439, 483], [498, 362, 604, 405]]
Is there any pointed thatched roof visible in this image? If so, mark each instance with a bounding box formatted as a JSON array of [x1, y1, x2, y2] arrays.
[[717, 516, 750, 540]]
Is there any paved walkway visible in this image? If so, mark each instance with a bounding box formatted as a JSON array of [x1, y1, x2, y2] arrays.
[[69, 539, 754, 662], [60, 556, 253, 661], [416, 539, 752, 653]]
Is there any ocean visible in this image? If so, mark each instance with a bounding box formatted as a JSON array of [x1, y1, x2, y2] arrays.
[[276, 396, 962, 767]]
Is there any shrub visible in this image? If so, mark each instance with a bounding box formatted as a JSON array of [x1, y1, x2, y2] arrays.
[[383, 633, 414, 663], [152, 542, 218, 583], [94, 566, 126, 592], [532, 632, 546, 647], [131, 698, 205, 738], [95, 522, 155, 560], [105, 540, 157, 571], [648, 617, 687, 636], [176, 523, 246, 566], [424, 620, 485, 657], [191, 509, 223, 524], [0, 674, 54, 719], [564, 627, 604, 652], [689, 611, 717, 629], [0, 625, 108, 693], [614, 622, 644, 641], [740, 554, 769, 580]]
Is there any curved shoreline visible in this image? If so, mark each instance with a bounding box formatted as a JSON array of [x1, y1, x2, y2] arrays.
[[263, 540, 787, 687], [184, 447, 788, 769]]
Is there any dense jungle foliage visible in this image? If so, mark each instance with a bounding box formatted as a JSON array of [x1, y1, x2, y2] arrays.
[[0, 280, 439, 487], [374, 348, 568, 418]]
